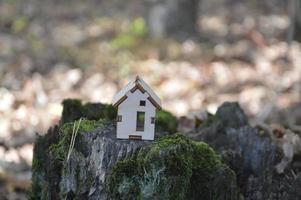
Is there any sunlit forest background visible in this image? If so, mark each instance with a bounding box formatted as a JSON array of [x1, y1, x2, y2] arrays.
[[0, 0, 300, 198]]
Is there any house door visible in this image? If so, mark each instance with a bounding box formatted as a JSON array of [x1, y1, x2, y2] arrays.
[[129, 135, 142, 140], [136, 111, 145, 131]]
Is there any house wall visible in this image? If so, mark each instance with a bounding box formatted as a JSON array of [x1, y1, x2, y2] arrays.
[[116, 89, 156, 140]]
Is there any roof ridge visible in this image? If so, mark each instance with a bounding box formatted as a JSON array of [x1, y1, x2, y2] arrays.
[[112, 76, 161, 109]]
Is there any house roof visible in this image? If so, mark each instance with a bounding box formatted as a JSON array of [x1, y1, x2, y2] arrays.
[[112, 76, 162, 110]]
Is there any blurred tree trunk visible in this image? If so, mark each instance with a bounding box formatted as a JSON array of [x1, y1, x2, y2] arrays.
[[288, 0, 301, 42], [294, 0, 301, 41], [145, 0, 200, 40]]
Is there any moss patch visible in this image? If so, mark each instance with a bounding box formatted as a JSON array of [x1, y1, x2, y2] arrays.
[[61, 99, 117, 125], [49, 119, 106, 166], [33, 98, 181, 199], [61, 99, 177, 136], [107, 159, 140, 199], [155, 110, 178, 134], [31, 99, 117, 199], [29, 126, 61, 200], [106, 135, 238, 200], [30, 118, 108, 199]]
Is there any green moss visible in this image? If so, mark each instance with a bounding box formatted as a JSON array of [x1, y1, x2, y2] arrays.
[[49, 119, 105, 165], [188, 141, 222, 199], [61, 99, 117, 125], [106, 134, 234, 200], [107, 159, 140, 200], [30, 126, 61, 199], [102, 104, 118, 121], [29, 151, 45, 199], [140, 135, 193, 199], [155, 134, 190, 148], [61, 100, 175, 135], [61, 118, 106, 134], [155, 110, 178, 134], [31, 100, 117, 199], [36, 119, 106, 199], [191, 141, 221, 172], [61, 99, 84, 124]]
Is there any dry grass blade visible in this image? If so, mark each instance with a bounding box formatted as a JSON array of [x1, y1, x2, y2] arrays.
[[66, 118, 82, 162]]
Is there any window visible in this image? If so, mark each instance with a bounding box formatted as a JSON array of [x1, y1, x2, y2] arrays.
[[140, 100, 146, 106], [151, 117, 155, 124], [136, 112, 145, 131], [117, 115, 122, 122]]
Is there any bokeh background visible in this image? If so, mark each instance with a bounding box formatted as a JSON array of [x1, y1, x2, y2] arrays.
[[0, 0, 300, 199]]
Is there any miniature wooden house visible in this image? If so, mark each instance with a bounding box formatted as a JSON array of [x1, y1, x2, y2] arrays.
[[112, 76, 161, 140]]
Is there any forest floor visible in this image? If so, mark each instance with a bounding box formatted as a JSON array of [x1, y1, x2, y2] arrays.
[[0, 0, 300, 199]]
